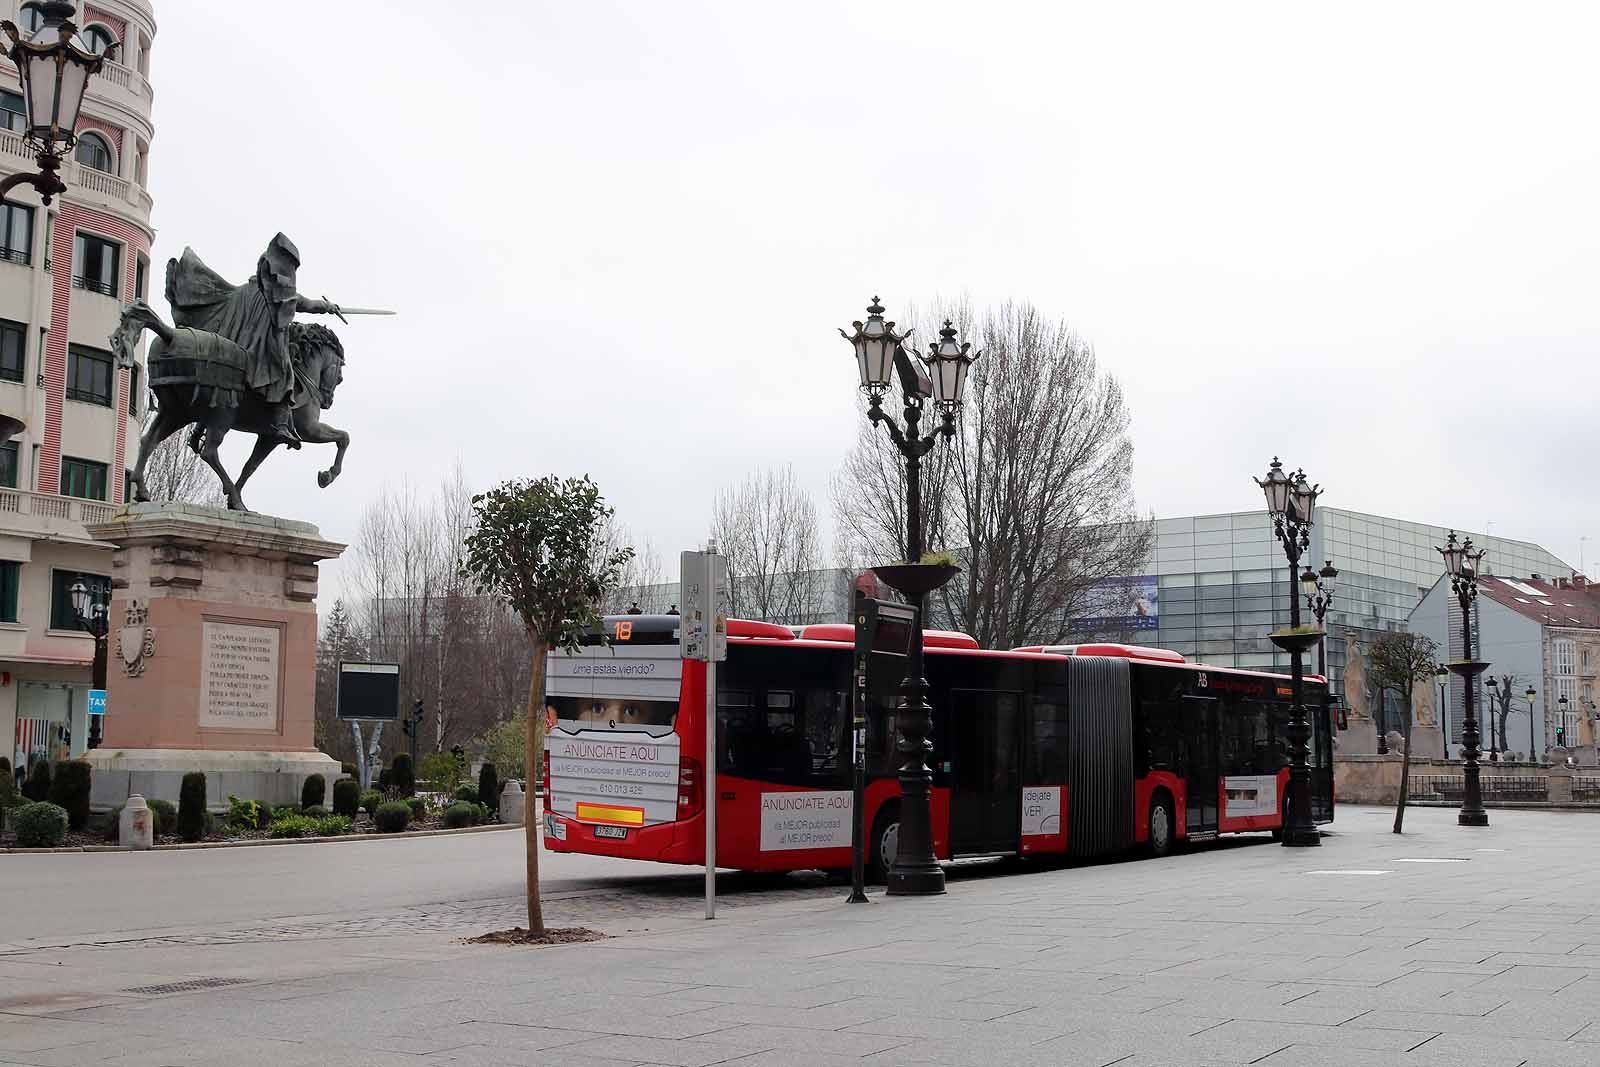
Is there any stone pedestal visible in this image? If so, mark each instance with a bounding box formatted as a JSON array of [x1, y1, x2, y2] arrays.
[[500, 780, 525, 826], [82, 504, 344, 810], [119, 793, 153, 848], [1409, 724, 1446, 760], [1338, 717, 1379, 755], [1549, 765, 1574, 804]]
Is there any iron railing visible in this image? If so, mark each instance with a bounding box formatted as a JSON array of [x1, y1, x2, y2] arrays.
[[1408, 774, 1549, 802]]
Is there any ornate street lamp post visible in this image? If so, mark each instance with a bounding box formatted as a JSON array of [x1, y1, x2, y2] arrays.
[[1, 3, 110, 207], [841, 298, 976, 896], [1300, 560, 1338, 677], [69, 577, 107, 750], [1528, 686, 1539, 762], [1557, 693, 1569, 750], [1256, 458, 1321, 847], [1438, 531, 1489, 826], [1436, 665, 1451, 754], [1484, 676, 1502, 763]]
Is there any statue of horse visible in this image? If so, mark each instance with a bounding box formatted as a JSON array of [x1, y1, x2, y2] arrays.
[[110, 301, 350, 512]]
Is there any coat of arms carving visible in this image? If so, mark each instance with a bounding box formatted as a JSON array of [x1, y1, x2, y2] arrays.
[[118, 601, 157, 677]]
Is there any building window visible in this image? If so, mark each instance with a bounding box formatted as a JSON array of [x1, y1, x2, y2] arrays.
[[60, 456, 107, 501], [0, 202, 32, 265], [0, 442, 16, 490], [82, 25, 118, 57], [0, 319, 23, 383], [67, 346, 113, 406], [73, 233, 120, 297], [19, 5, 46, 34], [49, 570, 109, 631], [134, 255, 148, 300], [1556, 638, 1576, 676], [74, 131, 114, 173], [0, 562, 16, 623], [0, 90, 23, 133], [128, 363, 140, 415]]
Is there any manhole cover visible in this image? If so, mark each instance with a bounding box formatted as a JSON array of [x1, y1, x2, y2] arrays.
[[122, 977, 251, 996]]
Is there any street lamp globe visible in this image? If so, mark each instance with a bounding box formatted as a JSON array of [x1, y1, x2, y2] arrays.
[[1486, 677, 1499, 691], [1318, 560, 1338, 597], [1254, 458, 1292, 517], [923, 320, 978, 416], [839, 296, 904, 398], [1528, 686, 1538, 703], [2, 2, 105, 158], [1298, 565, 1320, 603], [1439, 531, 1467, 577], [68, 577, 90, 621], [1290, 469, 1320, 525]]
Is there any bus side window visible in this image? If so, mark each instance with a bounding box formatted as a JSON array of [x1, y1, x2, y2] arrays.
[[717, 688, 756, 777], [1142, 698, 1179, 771], [1028, 696, 1068, 784]]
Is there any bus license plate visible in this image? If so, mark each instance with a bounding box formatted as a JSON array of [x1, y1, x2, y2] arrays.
[[594, 825, 629, 840]]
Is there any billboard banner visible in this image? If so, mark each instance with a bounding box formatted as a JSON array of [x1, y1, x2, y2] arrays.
[[1069, 575, 1158, 633]]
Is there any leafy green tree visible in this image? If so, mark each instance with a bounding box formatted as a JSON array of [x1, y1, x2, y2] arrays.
[[461, 475, 632, 934], [1368, 631, 1440, 834]]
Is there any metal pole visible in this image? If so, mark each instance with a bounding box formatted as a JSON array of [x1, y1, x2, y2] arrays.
[[848, 590, 870, 904], [1282, 556, 1319, 846], [1456, 586, 1488, 825], [705, 547, 717, 920], [1529, 698, 1535, 763]]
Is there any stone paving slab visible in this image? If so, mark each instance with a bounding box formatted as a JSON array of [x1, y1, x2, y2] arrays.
[[4, 805, 1600, 1064]]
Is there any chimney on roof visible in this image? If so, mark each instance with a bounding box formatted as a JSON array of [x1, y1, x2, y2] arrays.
[[1574, 573, 1589, 590], [1532, 573, 1541, 580]]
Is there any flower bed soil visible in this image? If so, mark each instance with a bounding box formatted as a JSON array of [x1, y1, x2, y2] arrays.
[[1, 809, 478, 849]]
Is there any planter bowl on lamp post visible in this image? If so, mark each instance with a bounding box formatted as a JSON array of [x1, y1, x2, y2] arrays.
[[841, 298, 976, 897], [1, 2, 110, 206], [1439, 531, 1489, 826], [1256, 458, 1322, 847]]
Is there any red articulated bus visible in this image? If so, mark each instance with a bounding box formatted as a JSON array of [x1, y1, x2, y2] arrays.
[[542, 615, 1333, 877]]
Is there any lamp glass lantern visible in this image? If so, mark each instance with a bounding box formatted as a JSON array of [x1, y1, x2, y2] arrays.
[[1255, 458, 1292, 517], [841, 296, 900, 396], [3, 3, 104, 154], [68, 576, 91, 622], [1318, 560, 1338, 597], [1439, 532, 1467, 577], [1290, 469, 1319, 525], [1528, 686, 1538, 702], [923, 319, 978, 415], [1298, 565, 1319, 602]]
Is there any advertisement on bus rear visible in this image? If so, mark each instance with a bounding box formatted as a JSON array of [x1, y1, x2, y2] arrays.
[[546, 645, 683, 828]]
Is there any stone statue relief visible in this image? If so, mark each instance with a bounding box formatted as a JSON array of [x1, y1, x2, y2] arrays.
[[1342, 635, 1371, 720]]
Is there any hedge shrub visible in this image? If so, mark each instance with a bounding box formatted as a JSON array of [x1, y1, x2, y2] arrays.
[[301, 805, 328, 819], [391, 753, 415, 796], [224, 795, 262, 833], [377, 768, 392, 790], [22, 760, 50, 802], [405, 796, 427, 820], [453, 784, 478, 805], [12, 801, 68, 847], [46, 759, 91, 830], [148, 798, 175, 836], [300, 774, 326, 811], [254, 802, 274, 830], [341, 762, 357, 778], [359, 789, 383, 814], [441, 801, 480, 829], [268, 815, 317, 838], [332, 777, 361, 818], [373, 801, 411, 833], [314, 815, 352, 836], [478, 762, 498, 817], [177, 772, 208, 842], [270, 805, 299, 823]]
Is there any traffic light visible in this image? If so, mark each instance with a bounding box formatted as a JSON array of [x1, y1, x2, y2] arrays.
[[1556, 727, 1566, 746]]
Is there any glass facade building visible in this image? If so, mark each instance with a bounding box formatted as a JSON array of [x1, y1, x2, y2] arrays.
[[1073, 507, 1573, 706]]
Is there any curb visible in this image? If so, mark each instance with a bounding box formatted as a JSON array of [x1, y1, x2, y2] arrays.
[[2, 821, 520, 854]]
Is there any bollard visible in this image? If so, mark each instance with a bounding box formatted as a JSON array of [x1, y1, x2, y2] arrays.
[[120, 794, 154, 849], [500, 780, 525, 827]]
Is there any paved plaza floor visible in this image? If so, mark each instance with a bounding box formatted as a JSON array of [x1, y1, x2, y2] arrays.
[[3, 804, 1600, 1065]]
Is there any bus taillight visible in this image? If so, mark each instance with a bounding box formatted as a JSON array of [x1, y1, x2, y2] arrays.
[[678, 757, 702, 816]]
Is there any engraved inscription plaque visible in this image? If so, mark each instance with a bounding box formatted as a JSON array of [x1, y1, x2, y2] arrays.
[[200, 621, 282, 731]]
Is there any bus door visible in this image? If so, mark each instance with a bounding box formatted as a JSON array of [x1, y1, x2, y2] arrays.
[[1182, 695, 1220, 834], [949, 690, 1023, 854]]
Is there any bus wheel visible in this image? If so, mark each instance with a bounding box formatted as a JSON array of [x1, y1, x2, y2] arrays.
[[867, 805, 900, 884], [1147, 792, 1175, 858]]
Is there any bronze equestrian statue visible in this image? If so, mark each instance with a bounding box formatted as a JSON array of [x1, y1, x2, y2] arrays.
[[109, 234, 360, 512]]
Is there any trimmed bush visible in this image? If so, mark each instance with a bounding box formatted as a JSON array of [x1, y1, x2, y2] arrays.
[[373, 800, 411, 833], [300, 774, 326, 811], [313, 815, 352, 836], [332, 778, 360, 818], [47, 759, 91, 831], [270, 805, 299, 823], [441, 802, 480, 829], [341, 762, 357, 778], [177, 772, 208, 842], [268, 815, 318, 838], [478, 762, 498, 818], [254, 802, 274, 831], [22, 760, 50, 802], [12, 801, 68, 847], [419, 750, 459, 794], [148, 798, 175, 836], [359, 788, 383, 814], [301, 805, 328, 818], [391, 753, 415, 796], [405, 796, 427, 820], [454, 784, 478, 805], [377, 768, 392, 791]]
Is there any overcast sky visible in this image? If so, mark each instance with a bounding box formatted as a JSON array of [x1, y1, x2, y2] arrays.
[[145, 1, 1600, 597]]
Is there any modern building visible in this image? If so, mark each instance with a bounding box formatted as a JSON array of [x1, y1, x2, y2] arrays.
[[1411, 573, 1600, 759], [1065, 507, 1573, 715], [1, 0, 157, 772]]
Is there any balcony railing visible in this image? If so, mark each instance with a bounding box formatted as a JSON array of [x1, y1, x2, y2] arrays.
[[0, 128, 151, 217], [0, 488, 114, 529], [72, 275, 118, 298]]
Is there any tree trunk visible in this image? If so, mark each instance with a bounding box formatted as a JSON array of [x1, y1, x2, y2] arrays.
[[524, 635, 549, 934], [1394, 695, 1414, 833]]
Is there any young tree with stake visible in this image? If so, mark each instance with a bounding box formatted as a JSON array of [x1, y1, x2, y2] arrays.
[[461, 476, 632, 935], [1368, 631, 1440, 834]]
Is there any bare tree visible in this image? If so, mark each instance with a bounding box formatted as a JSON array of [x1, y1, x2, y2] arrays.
[[1368, 631, 1440, 833], [1483, 673, 1523, 758], [714, 465, 827, 625], [602, 526, 668, 614], [833, 298, 1153, 648], [137, 406, 225, 506]]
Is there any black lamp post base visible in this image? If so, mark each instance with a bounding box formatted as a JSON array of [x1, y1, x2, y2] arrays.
[[1458, 808, 1489, 827], [1281, 826, 1322, 847], [887, 863, 946, 896]]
